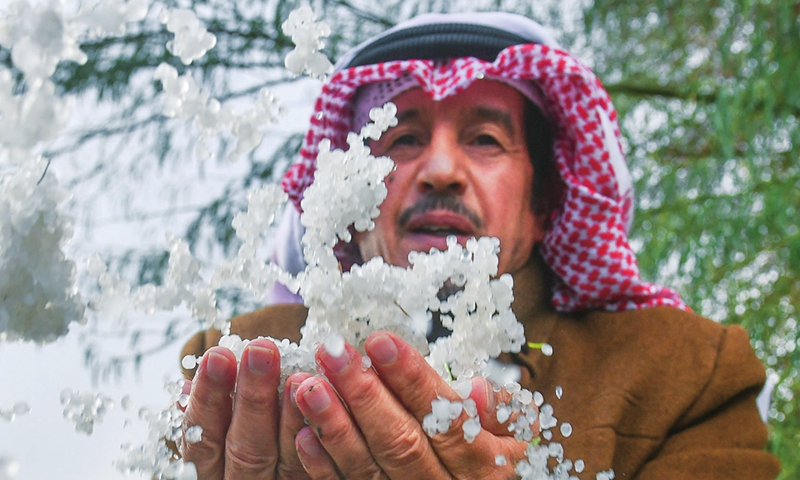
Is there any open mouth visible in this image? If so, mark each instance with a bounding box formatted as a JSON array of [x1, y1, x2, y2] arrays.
[[404, 211, 476, 239], [411, 225, 470, 237]]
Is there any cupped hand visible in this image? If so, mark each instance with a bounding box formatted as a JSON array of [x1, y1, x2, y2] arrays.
[[181, 338, 311, 479], [293, 332, 535, 479]]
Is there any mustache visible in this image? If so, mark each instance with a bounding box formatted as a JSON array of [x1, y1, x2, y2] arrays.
[[398, 192, 483, 230]]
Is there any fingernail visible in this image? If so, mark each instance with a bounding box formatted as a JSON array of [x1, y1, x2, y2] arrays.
[[368, 333, 398, 366], [206, 351, 230, 381], [481, 379, 495, 414], [320, 346, 351, 374], [289, 381, 302, 406], [302, 382, 331, 413], [246, 345, 274, 375], [297, 427, 324, 457]]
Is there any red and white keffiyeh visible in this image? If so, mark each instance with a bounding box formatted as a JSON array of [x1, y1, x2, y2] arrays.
[[277, 18, 687, 313]]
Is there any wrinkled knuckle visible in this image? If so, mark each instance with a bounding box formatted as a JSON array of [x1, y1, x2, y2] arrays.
[[379, 422, 429, 466], [225, 439, 277, 475], [389, 360, 433, 408], [321, 419, 354, 447], [347, 375, 387, 410]]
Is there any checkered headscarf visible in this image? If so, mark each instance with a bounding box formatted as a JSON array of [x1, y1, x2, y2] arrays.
[[277, 13, 687, 312]]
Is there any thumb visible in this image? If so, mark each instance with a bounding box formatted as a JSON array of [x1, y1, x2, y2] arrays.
[[468, 377, 540, 437]]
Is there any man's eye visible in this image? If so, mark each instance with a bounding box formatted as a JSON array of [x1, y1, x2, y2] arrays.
[[474, 134, 500, 146], [390, 134, 419, 147]]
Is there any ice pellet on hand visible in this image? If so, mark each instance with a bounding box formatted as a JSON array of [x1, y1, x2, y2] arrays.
[[184, 425, 203, 443], [462, 417, 481, 443]]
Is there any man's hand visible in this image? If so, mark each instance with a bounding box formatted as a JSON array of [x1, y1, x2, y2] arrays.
[[181, 338, 311, 479], [293, 332, 534, 479]]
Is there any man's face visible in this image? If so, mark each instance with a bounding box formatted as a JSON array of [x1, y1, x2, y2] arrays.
[[354, 80, 546, 275]]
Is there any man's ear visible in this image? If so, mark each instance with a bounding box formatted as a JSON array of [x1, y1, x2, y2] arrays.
[[530, 211, 549, 245]]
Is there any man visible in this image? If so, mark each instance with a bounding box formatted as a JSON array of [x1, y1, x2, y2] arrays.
[[179, 12, 780, 479]]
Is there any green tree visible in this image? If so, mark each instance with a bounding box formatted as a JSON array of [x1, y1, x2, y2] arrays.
[[584, 1, 799, 476]]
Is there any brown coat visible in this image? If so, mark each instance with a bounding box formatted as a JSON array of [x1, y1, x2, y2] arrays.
[[181, 258, 781, 478]]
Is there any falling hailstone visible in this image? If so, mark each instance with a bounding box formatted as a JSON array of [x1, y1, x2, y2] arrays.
[[0, 402, 30, 422], [281, 6, 334, 79], [0, 457, 20, 480], [60, 389, 115, 435]]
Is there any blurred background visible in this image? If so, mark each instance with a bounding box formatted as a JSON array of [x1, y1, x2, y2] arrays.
[[0, 0, 797, 478]]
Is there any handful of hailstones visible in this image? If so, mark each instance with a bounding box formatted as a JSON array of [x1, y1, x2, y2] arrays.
[[178, 102, 586, 478]]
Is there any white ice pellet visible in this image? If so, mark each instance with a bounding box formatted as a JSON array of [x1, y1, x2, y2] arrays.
[[560, 422, 573, 438], [462, 417, 481, 443], [575, 459, 585, 473], [0, 402, 30, 422], [497, 404, 511, 424], [432, 397, 452, 421], [504, 382, 521, 394], [449, 401, 464, 419], [324, 333, 345, 357], [495, 454, 507, 466], [281, 6, 334, 79], [547, 442, 564, 460], [12, 402, 29, 416], [60, 389, 114, 435], [121, 396, 134, 411], [422, 413, 438, 437], [533, 391, 544, 407], [453, 378, 473, 398], [517, 389, 533, 405], [181, 355, 197, 370], [542, 430, 553, 440], [541, 343, 553, 356], [463, 398, 477, 417], [0, 458, 20, 478], [555, 385, 563, 399], [361, 356, 372, 370], [184, 425, 203, 443], [596, 469, 616, 480]]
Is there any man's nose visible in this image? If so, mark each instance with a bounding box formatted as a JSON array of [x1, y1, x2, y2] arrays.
[[417, 135, 467, 194]]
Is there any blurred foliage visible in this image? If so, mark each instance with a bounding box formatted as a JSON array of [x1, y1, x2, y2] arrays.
[[584, 1, 799, 476], [4, 0, 796, 474]]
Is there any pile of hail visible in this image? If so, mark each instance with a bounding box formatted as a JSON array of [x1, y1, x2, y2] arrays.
[[0, 1, 609, 479]]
